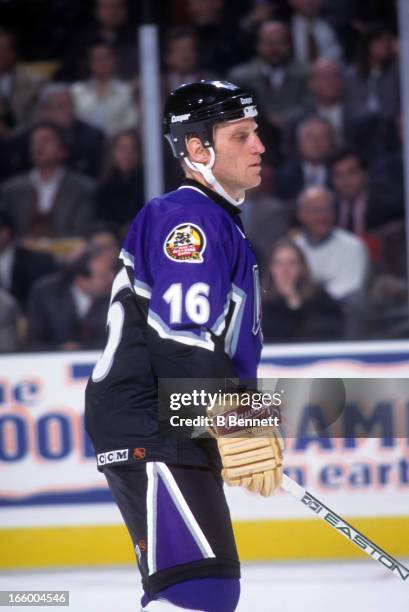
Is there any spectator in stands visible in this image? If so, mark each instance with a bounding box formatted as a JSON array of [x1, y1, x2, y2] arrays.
[[86, 222, 121, 268], [364, 275, 409, 339], [319, 0, 398, 64], [262, 238, 343, 341], [294, 186, 369, 300], [186, 0, 244, 73], [287, 59, 345, 139], [71, 41, 138, 137], [344, 26, 400, 121], [0, 28, 45, 130], [283, 58, 380, 160], [330, 149, 403, 235], [369, 114, 404, 225], [0, 211, 57, 311], [0, 122, 95, 238], [96, 129, 143, 231], [228, 21, 308, 125], [162, 28, 214, 94], [56, 0, 138, 81], [241, 165, 292, 268], [275, 115, 335, 200], [288, 0, 342, 66], [0, 287, 21, 352], [27, 246, 114, 350], [238, 3, 275, 36], [35, 84, 106, 178], [1, 84, 106, 181]]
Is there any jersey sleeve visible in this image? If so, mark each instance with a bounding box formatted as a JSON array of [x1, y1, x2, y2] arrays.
[[121, 204, 238, 379]]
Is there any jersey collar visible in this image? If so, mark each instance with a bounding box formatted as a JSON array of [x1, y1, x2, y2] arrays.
[[180, 179, 242, 218]]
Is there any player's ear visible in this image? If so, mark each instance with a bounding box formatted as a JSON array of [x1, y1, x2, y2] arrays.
[[185, 136, 211, 165]]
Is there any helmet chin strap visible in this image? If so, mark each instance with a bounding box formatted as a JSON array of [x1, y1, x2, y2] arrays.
[[184, 147, 244, 207]]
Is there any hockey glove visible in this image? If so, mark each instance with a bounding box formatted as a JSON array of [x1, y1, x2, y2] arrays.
[[208, 400, 284, 497]]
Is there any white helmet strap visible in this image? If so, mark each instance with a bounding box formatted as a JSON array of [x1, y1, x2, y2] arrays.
[[184, 147, 244, 207]]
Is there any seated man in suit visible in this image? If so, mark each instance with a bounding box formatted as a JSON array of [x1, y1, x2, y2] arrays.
[[71, 41, 138, 137], [55, 0, 138, 82], [0, 211, 57, 311], [0, 28, 45, 130], [27, 246, 115, 351], [288, 0, 342, 66], [330, 148, 404, 235], [1, 84, 106, 180], [283, 58, 382, 161], [285, 58, 346, 144], [344, 26, 399, 122], [161, 28, 215, 94], [228, 20, 308, 125], [275, 115, 335, 200], [0, 122, 95, 239], [294, 185, 369, 301]]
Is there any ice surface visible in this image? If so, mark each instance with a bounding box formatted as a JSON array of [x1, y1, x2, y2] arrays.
[[0, 560, 407, 611]]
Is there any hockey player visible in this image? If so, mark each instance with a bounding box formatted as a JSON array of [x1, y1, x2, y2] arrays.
[[85, 80, 283, 611]]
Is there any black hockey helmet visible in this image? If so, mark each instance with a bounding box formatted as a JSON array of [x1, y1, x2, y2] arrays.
[[163, 80, 258, 159]]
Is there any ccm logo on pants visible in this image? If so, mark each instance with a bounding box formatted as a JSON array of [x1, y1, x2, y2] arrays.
[[97, 449, 129, 466]]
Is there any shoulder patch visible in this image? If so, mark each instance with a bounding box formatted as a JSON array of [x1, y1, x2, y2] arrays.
[[164, 223, 206, 263]]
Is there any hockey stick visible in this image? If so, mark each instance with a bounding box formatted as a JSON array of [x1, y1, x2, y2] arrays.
[[281, 474, 409, 582]]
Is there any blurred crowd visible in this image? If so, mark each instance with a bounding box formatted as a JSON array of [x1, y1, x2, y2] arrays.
[[0, 0, 406, 351]]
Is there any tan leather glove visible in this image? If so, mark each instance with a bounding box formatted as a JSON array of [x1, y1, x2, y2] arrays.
[[208, 399, 284, 496], [216, 429, 284, 496]]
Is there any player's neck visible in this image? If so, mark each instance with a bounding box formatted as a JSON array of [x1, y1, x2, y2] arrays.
[[184, 169, 243, 203]]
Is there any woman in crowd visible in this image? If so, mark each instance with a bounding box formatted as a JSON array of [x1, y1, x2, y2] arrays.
[[262, 238, 343, 342], [344, 25, 400, 121], [96, 128, 144, 232], [71, 41, 138, 137]]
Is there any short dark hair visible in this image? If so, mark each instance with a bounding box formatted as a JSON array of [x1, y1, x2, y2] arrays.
[[356, 24, 395, 77], [88, 39, 116, 56], [30, 121, 69, 150], [64, 247, 104, 282], [0, 28, 16, 50], [296, 114, 334, 143], [329, 148, 366, 171], [165, 27, 196, 51], [85, 221, 121, 245], [0, 211, 15, 235]]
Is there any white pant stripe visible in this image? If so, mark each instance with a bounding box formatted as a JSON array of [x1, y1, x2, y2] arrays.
[[146, 462, 215, 576], [156, 463, 215, 559]]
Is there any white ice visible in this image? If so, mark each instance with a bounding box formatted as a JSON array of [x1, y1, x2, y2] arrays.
[[0, 560, 407, 611]]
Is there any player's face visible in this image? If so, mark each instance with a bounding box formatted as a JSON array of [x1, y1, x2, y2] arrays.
[[212, 118, 265, 199]]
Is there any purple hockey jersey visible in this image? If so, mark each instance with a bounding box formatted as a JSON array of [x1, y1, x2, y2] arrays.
[[85, 179, 262, 464], [122, 179, 262, 378]]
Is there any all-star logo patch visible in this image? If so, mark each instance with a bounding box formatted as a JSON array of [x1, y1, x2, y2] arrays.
[[164, 223, 206, 263]]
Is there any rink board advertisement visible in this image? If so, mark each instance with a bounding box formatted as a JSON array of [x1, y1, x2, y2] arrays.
[[1, 342, 409, 568]]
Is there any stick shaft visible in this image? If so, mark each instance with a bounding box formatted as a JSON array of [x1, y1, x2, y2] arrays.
[[281, 474, 409, 582]]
